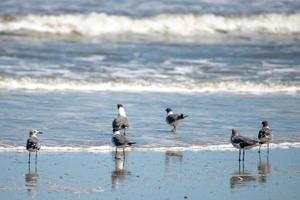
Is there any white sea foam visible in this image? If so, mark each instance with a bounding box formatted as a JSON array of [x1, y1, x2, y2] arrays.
[[0, 13, 299, 39], [75, 55, 106, 62], [1, 142, 300, 152], [0, 77, 299, 94]]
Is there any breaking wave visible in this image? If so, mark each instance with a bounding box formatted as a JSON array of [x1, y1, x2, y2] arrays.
[[0, 77, 299, 94], [0, 142, 300, 152], [0, 13, 299, 39]]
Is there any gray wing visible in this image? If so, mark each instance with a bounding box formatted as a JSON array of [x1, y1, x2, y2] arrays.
[[166, 114, 179, 124], [26, 138, 40, 151], [232, 135, 257, 148], [113, 134, 128, 146], [112, 116, 130, 130], [258, 127, 272, 139]]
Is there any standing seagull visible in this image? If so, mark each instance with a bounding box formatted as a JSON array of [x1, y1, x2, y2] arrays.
[[26, 129, 43, 164], [112, 128, 135, 158], [258, 121, 272, 153], [112, 104, 130, 135], [231, 129, 258, 161], [165, 108, 188, 132]]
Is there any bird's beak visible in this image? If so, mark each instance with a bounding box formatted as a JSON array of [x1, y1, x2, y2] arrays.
[[38, 131, 43, 134]]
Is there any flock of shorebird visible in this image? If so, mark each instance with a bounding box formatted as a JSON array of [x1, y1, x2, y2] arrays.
[[231, 120, 272, 161], [26, 104, 272, 163]]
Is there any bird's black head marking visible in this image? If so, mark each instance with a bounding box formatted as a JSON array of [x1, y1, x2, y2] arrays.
[[165, 108, 172, 113], [262, 120, 269, 127]]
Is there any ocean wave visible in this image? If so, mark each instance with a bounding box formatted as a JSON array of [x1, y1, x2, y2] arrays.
[[0, 77, 299, 94], [0, 142, 300, 152], [0, 13, 299, 39]]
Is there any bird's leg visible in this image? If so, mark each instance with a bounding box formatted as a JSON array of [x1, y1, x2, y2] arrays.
[[267, 142, 270, 153], [123, 147, 125, 157], [238, 149, 241, 161], [28, 160, 31, 173], [242, 161, 245, 172], [242, 149, 245, 161], [172, 126, 176, 133], [123, 156, 125, 167], [35, 152, 37, 165], [28, 152, 31, 164], [35, 161, 37, 173], [115, 147, 118, 159], [123, 129, 126, 136], [258, 144, 261, 153]]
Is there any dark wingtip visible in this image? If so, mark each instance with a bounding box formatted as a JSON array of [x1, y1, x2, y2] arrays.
[[178, 114, 188, 119], [128, 142, 136, 146]]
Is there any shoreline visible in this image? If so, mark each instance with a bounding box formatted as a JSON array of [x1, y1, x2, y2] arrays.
[[1, 142, 300, 153]]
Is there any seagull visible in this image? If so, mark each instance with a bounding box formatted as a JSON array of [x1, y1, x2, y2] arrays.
[[165, 107, 188, 132], [112, 104, 130, 135], [258, 121, 272, 153], [26, 129, 43, 164], [231, 129, 258, 161], [112, 128, 135, 158]]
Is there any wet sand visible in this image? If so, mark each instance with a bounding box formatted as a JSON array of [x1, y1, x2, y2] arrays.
[[0, 148, 299, 199]]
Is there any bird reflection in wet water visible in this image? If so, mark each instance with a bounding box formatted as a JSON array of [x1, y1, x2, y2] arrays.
[[165, 151, 183, 169], [258, 154, 271, 183], [111, 151, 131, 191], [25, 162, 39, 197], [230, 162, 256, 190]]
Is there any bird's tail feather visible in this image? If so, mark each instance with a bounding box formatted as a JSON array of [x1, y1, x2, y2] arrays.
[[128, 142, 136, 146]]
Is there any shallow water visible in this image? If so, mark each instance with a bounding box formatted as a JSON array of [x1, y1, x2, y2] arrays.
[[0, 91, 299, 150]]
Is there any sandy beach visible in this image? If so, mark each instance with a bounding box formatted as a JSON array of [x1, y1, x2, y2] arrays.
[[0, 148, 299, 199]]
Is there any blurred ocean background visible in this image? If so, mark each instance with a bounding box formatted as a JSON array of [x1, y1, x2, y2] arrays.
[[0, 0, 300, 151]]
